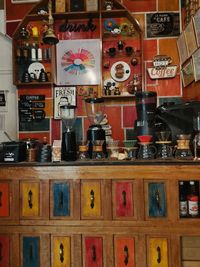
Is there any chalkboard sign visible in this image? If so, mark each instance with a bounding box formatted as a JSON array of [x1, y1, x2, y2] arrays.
[[146, 12, 180, 38]]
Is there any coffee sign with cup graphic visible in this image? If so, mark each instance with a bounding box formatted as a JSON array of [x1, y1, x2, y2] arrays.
[[147, 55, 178, 79]]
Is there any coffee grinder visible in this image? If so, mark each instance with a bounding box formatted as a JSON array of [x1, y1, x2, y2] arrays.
[[134, 91, 157, 137], [85, 97, 106, 158], [60, 104, 77, 161]]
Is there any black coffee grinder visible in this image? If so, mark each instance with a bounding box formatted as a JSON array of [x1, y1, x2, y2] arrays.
[[134, 91, 157, 137], [85, 97, 106, 158], [60, 104, 77, 161]]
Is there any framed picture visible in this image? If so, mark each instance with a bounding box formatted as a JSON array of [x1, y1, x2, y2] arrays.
[[56, 39, 101, 86], [54, 86, 76, 119], [193, 7, 200, 47], [184, 20, 198, 56], [192, 47, 200, 81], [177, 32, 189, 65], [181, 59, 195, 87]]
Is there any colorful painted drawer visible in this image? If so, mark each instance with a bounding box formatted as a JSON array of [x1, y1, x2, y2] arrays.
[[21, 234, 50, 267], [52, 235, 71, 267], [20, 180, 49, 219], [114, 235, 135, 267], [145, 181, 168, 219], [81, 180, 111, 220], [83, 236, 103, 267], [112, 180, 135, 220], [147, 237, 169, 267], [0, 181, 19, 221], [0, 235, 9, 267], [50, 180, 80, 220]]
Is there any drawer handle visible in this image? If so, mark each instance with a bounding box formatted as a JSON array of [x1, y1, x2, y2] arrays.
[[60, 243, 64, 263], [157, 246, 161, 263], [0, 242, 3, 261], [59, 191, 63, 209], [28, 190, 33, 209], [155, 189, 161, 213], [0, 192, 2, 207], [29, 243, 33, 261], [92, 245, 96, 261], [90, 190, 95, 209], [124, 245, 129, 265], [122, 190, 127, 207]]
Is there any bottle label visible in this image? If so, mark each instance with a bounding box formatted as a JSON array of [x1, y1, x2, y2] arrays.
[[180, 201, 187, 216], [188, 200, 199, 216]]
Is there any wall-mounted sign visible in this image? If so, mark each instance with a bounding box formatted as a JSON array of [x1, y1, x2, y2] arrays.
[[147, 55, 177, 79], [54, 86, 76, 119], [146, 12, 180, 38]]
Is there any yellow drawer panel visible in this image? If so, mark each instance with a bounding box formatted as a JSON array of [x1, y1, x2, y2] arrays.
[[82, 181, 101, 217], [149, 237, 168, 267], [53, 236, 71, 267], [21, 182, 40, 217]]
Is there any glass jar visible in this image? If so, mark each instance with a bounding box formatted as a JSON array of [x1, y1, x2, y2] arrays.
[[78, 145, 90, 160], [92, 145, 105, 160]]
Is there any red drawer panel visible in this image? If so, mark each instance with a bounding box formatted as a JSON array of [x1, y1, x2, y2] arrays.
[[84, 237, 103, 267], [0, 235, 9, 267], [115, 182, 134, 217], [115, 237, 135, 267], [0, 183, 9, 217]]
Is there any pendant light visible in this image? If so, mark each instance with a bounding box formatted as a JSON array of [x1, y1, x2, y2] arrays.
[[43, 0, 59, 45]]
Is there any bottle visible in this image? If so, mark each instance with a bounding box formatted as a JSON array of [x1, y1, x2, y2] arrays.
[[23, 43, 30, 62], [31, 43, 36, 61], [179, 181, 188, 217], [187, 180, 199, 217]]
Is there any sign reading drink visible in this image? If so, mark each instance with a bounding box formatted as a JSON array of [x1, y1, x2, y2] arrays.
[[147, 65, 177, 79]]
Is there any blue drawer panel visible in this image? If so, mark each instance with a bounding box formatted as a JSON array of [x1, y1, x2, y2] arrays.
[[23, 236, 40, 267], [148, 182, 167, 217], [53, 183, 70, 216]]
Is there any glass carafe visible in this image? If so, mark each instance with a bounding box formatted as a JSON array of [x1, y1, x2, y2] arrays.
[[175, 136, 193, 160], [137, 142, 157, 160], [156, 141, 173, 160]]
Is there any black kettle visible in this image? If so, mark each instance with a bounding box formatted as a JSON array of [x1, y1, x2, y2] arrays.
[[21, 71, 32, 83], [39, 69, 49, 82]]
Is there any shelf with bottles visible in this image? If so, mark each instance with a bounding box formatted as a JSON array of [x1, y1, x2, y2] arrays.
[[179, 180, 200, 219], [13, 21, 54, 86]]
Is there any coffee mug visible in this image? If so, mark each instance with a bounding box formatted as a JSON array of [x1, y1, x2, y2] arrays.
[[108, 47, 116, 57], [125, 46, 133, 56]]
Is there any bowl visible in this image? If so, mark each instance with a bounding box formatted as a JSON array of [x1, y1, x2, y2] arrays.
[[123, 140, 137, 148], [137, 135, 153, 143]]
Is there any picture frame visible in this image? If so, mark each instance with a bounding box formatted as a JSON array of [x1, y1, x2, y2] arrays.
[[54, 86, 76, 119], [184, 20, 198, 57], [56, 39, 101, 86], [192, 47, 200, 81], [193, 7, 200, 47], [177, 32, 189, 65], [181, 59, 195, 87]]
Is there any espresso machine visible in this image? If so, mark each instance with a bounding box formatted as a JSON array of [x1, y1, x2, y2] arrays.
[[85, 97, 106, 158], [134, 91, 157, 138], [60, 104, 77, 161]]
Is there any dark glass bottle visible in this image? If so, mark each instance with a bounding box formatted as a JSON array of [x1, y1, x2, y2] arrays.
[[187, 181, 199, 218], [179, 181, 188, 217]]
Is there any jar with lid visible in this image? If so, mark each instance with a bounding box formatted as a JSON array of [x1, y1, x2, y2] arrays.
[[92, 145, 105, 160], [187, 180, 199, 217], [78, 145, 90, 160]]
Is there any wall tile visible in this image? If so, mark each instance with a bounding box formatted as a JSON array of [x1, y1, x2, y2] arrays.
[[123, 0, 156, 12], [51, 119, 61, 142], [159, 38, 179, 65], [19, 132, 50, 144], [158, 0, 179, 11], [123, 105, 137, 128], [143, 39, 157, 61]]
